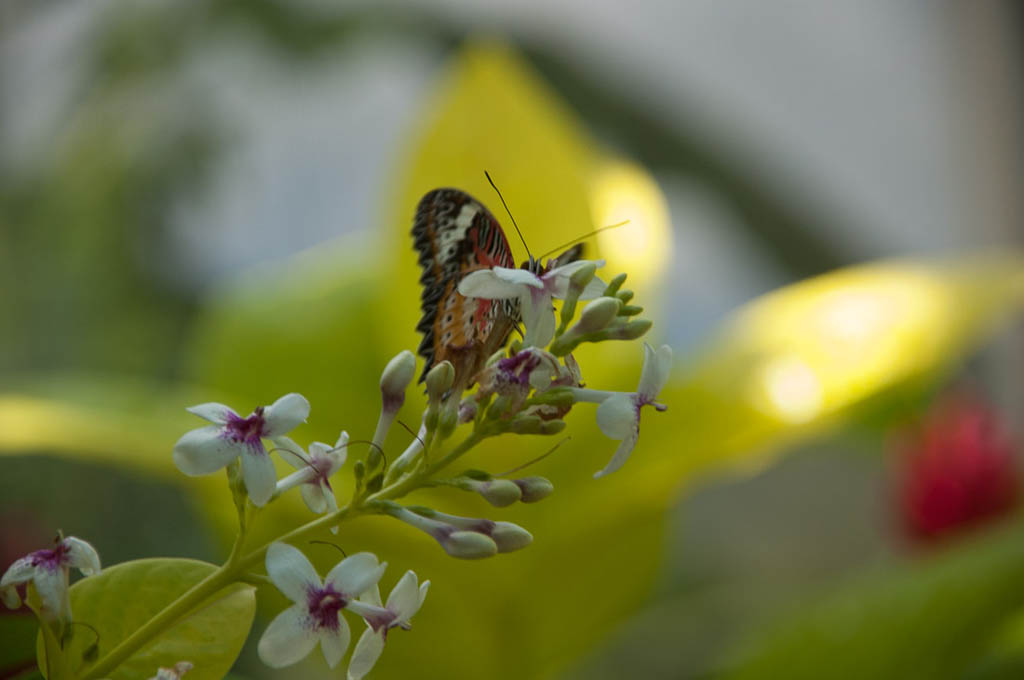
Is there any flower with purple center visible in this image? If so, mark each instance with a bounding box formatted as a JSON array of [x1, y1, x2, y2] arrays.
[[172, 393, 310, 506], [347, 570, 430, 680], [148, 661, 193, 680], [275, 432, 349, 527], [458, 259, 607, 348], [476, 348, 563, 414], [569, 343, 672, 478], [1, 535, 100, 622], [258, 542, 386, 669]]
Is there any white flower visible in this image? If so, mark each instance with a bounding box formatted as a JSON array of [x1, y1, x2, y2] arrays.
[[258, 543, 386, 669], [148, 661, 193, 680], [1, 536, 100, 622], [173, 393, 310, 507], [275, 432, 348, 526], [570, 343, 672, 478], [458, 260, 606, 347], [347, 571, 430, 680]]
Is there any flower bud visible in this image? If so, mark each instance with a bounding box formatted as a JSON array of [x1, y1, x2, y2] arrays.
[[568, 263, 598, 293], [458, 398, 478, 424], [509, 415, 543, 434], [514, 476, 554, 503], [469, 478, 523, 507], [540, 420, 566, 435], [604, 319, 652, 341], [425, 360, 455, 401], [380, 350, 417, 412], [442, 531, 499, 559], [573, 297, 621, 333], [619, 304, 644, 317], [490, 522, 533, 552], [603, 272, 627, 296], [437, 400, 459, 440], [616, 289, 634, 303]]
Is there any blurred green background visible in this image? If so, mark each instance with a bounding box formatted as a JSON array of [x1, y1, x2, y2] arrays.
[[3, 2, 1024, 679]]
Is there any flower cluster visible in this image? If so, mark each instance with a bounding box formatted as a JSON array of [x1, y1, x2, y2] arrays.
[[3, 259, 669, 679]]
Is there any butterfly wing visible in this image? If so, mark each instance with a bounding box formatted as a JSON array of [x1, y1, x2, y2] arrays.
[[412, 189, 518, 385]]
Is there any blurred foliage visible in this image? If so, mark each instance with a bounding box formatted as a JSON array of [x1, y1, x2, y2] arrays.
[[725, 516, 1024, 680], [3, 3, 1024, 679]]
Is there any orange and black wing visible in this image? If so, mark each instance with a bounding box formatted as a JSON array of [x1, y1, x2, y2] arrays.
[[411, 189, 518, 384]]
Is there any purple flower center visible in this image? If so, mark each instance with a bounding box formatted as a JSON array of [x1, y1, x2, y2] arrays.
[[306, 583, 347, 631], [29, 541, 69, 572], [224, 407, 267, 448], [497, 351, 542, 390]]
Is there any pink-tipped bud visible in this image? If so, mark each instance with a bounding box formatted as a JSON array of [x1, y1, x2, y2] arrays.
[[380, 350, 417, 413]]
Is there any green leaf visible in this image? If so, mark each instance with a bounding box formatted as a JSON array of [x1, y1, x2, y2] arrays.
[[724, 519, 1024, 680], [36, 559, 255, 680]]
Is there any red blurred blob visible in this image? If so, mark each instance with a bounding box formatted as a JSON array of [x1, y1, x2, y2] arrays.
[[897, 396, 1019, 544]]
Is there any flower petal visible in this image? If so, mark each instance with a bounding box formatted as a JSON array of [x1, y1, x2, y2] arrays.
[[263, 393, 310, 437], [418, 581, 430, 609], [347, 628, 385, 680], [522, 290, 556, 348], [543, 259, 606, 298], [358, 584, 383, 608], [257, 604, 318, 668], [274, 437, 308, 470], [173, 426, 242, 476], [184, 402, 235, 425], [596, 393, 637, 440], [325, 553, 385, 598], [318, 615, 351, 669], [637, 343, 673, 400], [32, 565, 64, 618], [593, 419, 641, 479], [1, 557, 36, 588], [241, 449, 277, 507], [300, 483, 328, 514], [385, 571, 421, 621], [458, 269, 537, 299], [63, 537, 101, 576], [266, 543, 320, 603]]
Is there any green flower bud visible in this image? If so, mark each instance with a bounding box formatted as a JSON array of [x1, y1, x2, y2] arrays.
[[616, 289, 634, 303], [472, 478, 523, 507], [603, 272, 627, 296], [619, 304, 644, 317], [425, 360, 455, 401], [539, 420, 566, 435], [443, 531, 499, 559], [510, 414, 543, 434], [515, 476, 554, 503], [491, 522, 533, 552], [574, 297, 621, 333]]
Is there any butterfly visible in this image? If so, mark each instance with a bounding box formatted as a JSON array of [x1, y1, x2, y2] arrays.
[[411, 188, 583, 388]]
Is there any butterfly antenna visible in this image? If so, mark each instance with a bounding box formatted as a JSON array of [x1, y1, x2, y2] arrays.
[[485, 171, 533, 262], [535, 220, 630, 261]]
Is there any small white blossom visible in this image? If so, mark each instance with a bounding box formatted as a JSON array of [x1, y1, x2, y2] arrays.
[[1, 536, 100, 622], [173, 393, 310, 506], [258, 543, 386, 669], [347, 571, 430, 680], [569, 343, 672, 478], [148, 661, 193, 680], [458, 260, 606, 347], [275, 432, 348, 527]]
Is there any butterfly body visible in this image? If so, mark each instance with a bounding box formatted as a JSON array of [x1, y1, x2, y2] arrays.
[[411, 188, 581, 387]]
